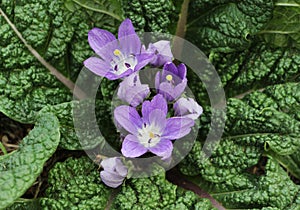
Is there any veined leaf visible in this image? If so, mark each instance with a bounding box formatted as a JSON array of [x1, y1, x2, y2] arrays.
[[0, 113, 60, 209], [259, 0, 300, 49]]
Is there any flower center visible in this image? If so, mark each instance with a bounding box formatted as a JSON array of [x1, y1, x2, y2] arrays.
[[138, 124, 161, 148], [111, 49, 137, 75], [166, 74, 173, 81]]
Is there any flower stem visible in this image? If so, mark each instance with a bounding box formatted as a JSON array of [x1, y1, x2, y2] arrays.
[[0, 142, 8, 155], [173, 0, 190, 58], [0, 7, 87, 100]]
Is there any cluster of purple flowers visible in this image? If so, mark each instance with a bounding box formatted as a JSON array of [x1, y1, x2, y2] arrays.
[[84, 19, 203, 188]]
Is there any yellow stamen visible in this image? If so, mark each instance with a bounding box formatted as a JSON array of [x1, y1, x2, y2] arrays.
[[166, 74, 173, 81], [149, 132, 155, 139], [113, 49, 121, 56]]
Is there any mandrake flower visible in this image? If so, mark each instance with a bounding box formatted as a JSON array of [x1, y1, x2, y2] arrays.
[[174, 97, 203, 120], [155, 62, 187, 101], [84, 18, 153, 80], [147, 40, 173, 67], [117, 72, 150, 107], [100, 157, 128, 188], [114, 94, 194, 160]]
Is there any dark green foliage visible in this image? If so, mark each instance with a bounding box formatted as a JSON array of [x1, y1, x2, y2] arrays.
[[187, 0, 274, 53], [122, 0, 176, 32], [259, 0, 300, 49]]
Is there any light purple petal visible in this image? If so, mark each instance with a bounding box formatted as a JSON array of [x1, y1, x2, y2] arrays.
[[84, 57, 111, 77], [114, 106, 142, 135], [149, 139, 173, 160], [115, 158, 128, 177], [149, 40, 173, 67], [100, 171, 124, 188], [173, 79, 187, 99], [117, 73, 150, 107], [134, 53, 155, 71], [118, 18, 136, 38], [88, 28, 117, 61], [174, 97, 203, 120], [155, 71, 161, 90], [148, 109, 167, 133], [162, 117, 194, 140], [142, 94, 167, 124], [100, 157, 117, 173], [158, 82, 176, 101], [121, 134, 148, 157], [118, 19, 141, 55]]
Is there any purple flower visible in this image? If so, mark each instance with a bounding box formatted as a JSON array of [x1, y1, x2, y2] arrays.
[[174, 97, 203, 120], [114, 94, 194, 160], [155, 62, 187, 101], [147, 40, 173, 67], [84, 19, 153, 80], [117, 72, 150, 107], [100, 157, 128, 188]]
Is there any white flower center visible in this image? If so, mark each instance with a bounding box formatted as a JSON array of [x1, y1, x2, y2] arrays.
[[111, 49, 137, 75], [138, 123, 161, 148]]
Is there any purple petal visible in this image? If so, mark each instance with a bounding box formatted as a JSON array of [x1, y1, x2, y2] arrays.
[[162, 117, 194, 140], [114, 106, 142, 135], [149, 40, 173, 67], [101, 157, 117, 173], [174, 97, 203, 120], [88, 28, 117, 61], [118, 18, 136, 38], [118, 19, 141, 55], [134, 53, 155, 71], [158, 82, 176, 101], [121, 134, 148, 157], [173, 79, 187, 98], [115, 158, 128, 177], [142, 94, 168, 124], [163, 62, 178, 76], [84, 57, 111, 77], [117, 73, 150, 107], [106, 68, 135, 80], [100, 171, 124, 188], [177, 63, 187, 80], [149, 139, 173, 160], [155, 71, 161, 90], [148, 109, 167, 133]]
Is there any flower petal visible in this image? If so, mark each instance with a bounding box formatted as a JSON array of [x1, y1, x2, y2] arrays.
[[114, 105, 142, 135], [88, 28, 117, 60], [134, 53, 155, 71], [100, 171, 124, 188], [149, 109, 167, 132], [101, 157, 117, 173], [155, 71, 161, 90], [118, 19, 141, 55], [149, 139, 173, 160], [115, 158, 128, 177], [148, 40, 173, 67], [162, 117, 194, 140], [177, 63, 187, 80], [142, 94, 168, 124], [163, 62, 178, 76], [83, 57, 111, 77], [121, 134, 148, 157]]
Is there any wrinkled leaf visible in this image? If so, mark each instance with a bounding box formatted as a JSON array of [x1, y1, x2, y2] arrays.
[[0, 112, 60, 209]]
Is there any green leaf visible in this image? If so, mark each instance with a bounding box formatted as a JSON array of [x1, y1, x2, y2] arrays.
[[7, 157, 216, 209], [206, 43, 300, 100], [187, 0, 274, 53], [210, 159, 300, 209], [259, 0, 300, 49], [0, 112, 60, 209], [0, 67, 72, 124], [180, 83, 300, 182]]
